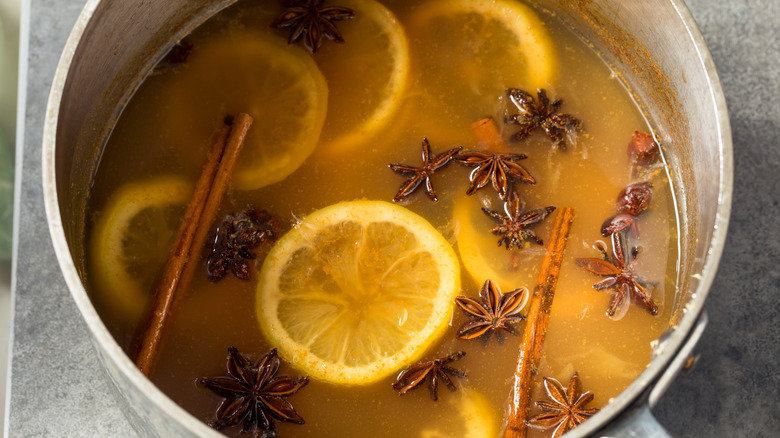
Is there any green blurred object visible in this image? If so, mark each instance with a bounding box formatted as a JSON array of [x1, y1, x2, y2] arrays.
[[0, 132, 11, 260], [0, 13, 11, 260]]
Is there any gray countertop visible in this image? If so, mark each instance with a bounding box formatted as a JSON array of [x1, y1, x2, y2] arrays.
[[8, 0, 779, 436]]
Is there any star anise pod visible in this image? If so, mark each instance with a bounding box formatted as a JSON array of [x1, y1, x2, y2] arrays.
[[575, 232, 658, 319], [389, 138, 462, 202], [481, 192, 556, 249], [270, 0, 355, 54], [392, 351, 466, 401], [505, 88, 581, 151], [527, 373, 599, 437], [199, 347, 309, 437], [207, 209, 281, 282], [455, 279, 527, 341], [454, 150, 535, 201]]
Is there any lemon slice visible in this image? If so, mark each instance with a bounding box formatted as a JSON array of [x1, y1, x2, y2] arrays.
[[167, 33, 328, 190], [454, 194, 540, 293], [256, 200, 460, 384], [406, 0, 556, 136], [420, 389, 499, 438], [315, 0, 409, 155], [89, 176, 192, 324]]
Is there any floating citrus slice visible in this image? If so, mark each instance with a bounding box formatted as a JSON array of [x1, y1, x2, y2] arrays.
[[89, 176, 192, 324], [167, 33, 328, 190], [420, 389, 499, 438], [406, 0, 556, 137], [314, 0, 409, 155], [453, 193, 541, 293], [256, 200, 460, 384]]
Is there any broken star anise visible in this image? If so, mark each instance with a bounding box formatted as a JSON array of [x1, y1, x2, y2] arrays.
[[207, 209, 281, 282], [482, 192, 556, 250], [455, 279, 527, 341], [505, 88, 581, 151], [627, 131, 660, 171], [527, 373, 599, 437], [600, 181, 653, 237], [575, 232, 658, 319], [392, 351, 466, 401], [199, 347, 309, 437], [616, 181, 653, 216], [389, 138, 462, 202], [454, 150, 535, 201], [270, 0, 355, 54], [152, 41, 193, 76]]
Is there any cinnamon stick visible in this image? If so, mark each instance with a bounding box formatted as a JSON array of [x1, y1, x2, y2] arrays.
[[134, 113, 254, 375], [471, 117, 509, 153], [504, 206, 574, 438]]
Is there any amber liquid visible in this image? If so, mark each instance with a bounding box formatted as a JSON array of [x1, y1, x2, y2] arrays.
[[87, 1, 679, 436]]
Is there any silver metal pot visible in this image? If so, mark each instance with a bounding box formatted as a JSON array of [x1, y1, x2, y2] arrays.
[[41, 0, 732, 436]]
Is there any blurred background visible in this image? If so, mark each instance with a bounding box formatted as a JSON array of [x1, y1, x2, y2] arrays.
[[0, 0, 20, 430]]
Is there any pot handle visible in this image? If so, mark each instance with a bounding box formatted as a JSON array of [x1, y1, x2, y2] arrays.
[[598, 311, 708, 437], [599, 406, 673, 437]]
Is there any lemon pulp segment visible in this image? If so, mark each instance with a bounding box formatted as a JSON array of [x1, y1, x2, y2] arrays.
[[257, 200, 460, 384], [419, 388, 499, 438]]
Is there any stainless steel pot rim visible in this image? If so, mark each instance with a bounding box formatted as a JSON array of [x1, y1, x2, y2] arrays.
[[566, 0, 733, 434], [41, 0, 732, 436], [42, 0, 222, 435]]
